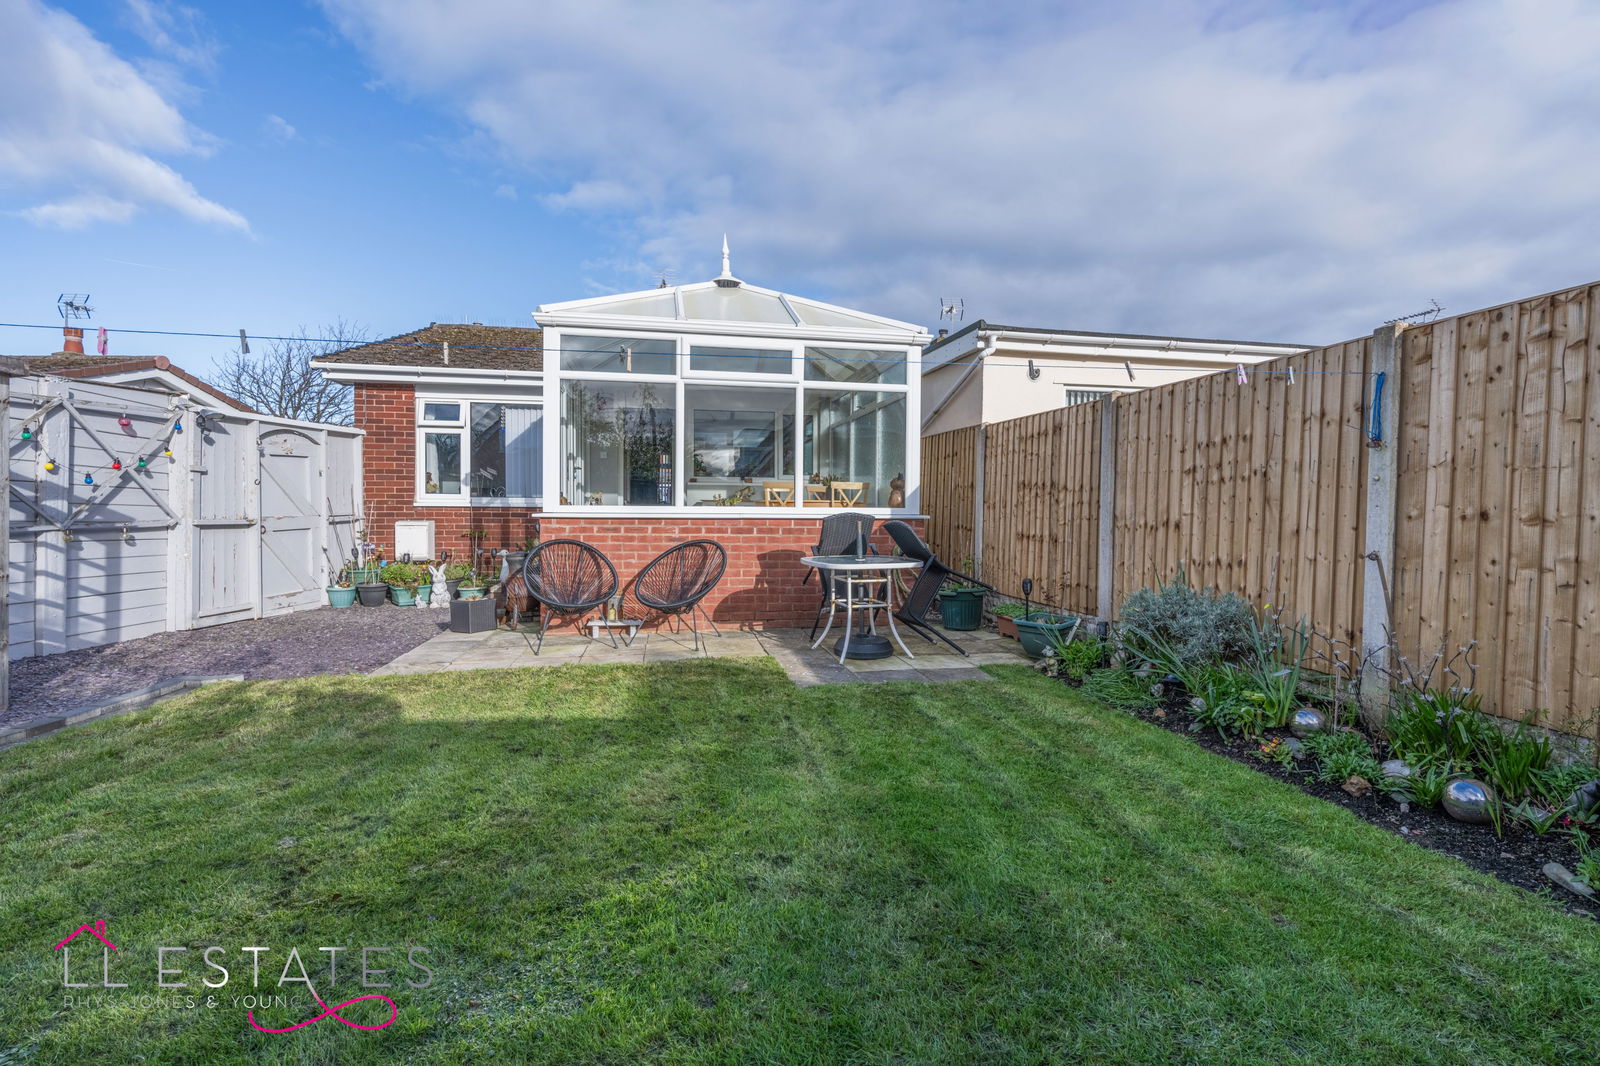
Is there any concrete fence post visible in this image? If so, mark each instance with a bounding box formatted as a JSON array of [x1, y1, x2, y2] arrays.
[[1359, 322, 1406, 729], [1096, 395, 1119, 623], [972, 424, 986, 573]]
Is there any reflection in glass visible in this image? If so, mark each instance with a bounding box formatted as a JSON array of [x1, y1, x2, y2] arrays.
[[802, 390, 906, 508], [562, 381, 676, 506]]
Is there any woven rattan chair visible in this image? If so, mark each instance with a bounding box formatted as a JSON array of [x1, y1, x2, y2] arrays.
[[805, 511, 876, 639], [633, 540, 727, 651], [519, 539, 620, 653], [882, 520, 993, 656]]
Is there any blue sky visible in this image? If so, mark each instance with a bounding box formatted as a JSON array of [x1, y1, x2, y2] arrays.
[[2, 0, 1598, 377]]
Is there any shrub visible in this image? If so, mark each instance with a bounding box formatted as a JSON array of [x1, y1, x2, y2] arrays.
[[1475, 720, 1552, 803], [381, 561, 425, 588], [444, 561, 474, 581], [1119, 571, 1254, 670], [1303, 729, 1381, 786], [991, 602, 1029, 618], [1383, 688, 1491, 767], [1188, 665, 1273, 738]]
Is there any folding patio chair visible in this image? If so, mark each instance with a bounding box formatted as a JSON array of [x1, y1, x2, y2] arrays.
[[805, 511, 877, 639], [519, 539, 620, 653], [881, 520, 994, 656], [632, 540, 727, 652]]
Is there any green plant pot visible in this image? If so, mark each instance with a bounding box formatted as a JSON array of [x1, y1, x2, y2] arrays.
[[1015, 613, 1077, 659], [389, 585, 418, 607], [326, 586, 357, 608], [938, 587, 985, 631], [457, 586, 486, 600], [348, 566, 380, 585]]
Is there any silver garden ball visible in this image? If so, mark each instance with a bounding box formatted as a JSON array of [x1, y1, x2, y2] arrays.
[[1289, 708, 1326, 738], [1379, 759, 1413, 781], [1442, 777, 1497, 824]]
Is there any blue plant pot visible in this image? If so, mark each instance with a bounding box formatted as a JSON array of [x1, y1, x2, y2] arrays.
[[1015, 613, 1077, 659]]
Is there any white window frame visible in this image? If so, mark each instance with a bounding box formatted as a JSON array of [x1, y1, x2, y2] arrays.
[[414, 393, 544, 507], [545, 325, 919, 515]]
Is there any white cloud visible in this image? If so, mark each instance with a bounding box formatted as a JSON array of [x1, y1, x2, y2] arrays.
[[0, 0, 247, 232], [263, 114, 300, 143], [320, 0, 1600, 341], [122, 0, 219, 72], [493, 183, 518, 200]]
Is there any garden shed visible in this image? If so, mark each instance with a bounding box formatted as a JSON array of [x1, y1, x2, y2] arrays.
[[4, 370, 363, 694]]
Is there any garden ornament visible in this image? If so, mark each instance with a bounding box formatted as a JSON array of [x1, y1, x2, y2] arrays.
[[428, 563, 450, 608], [1289, 707, 1326, 738], [1567, 780, 1600, 817], [1379, 759, 1413, 781], [1442, 778, 1496, 824]]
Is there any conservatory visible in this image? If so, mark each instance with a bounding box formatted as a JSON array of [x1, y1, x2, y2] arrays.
[[534, 250, 929, 517]]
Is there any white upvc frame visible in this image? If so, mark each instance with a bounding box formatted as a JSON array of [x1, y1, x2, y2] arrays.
[[541, 324, 922, 517], [414, 390, 545, 508]]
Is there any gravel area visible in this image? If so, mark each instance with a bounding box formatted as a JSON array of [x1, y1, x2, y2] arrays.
[[6, 606, 450, 729]]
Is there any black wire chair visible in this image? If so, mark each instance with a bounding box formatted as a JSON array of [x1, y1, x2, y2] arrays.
[[806, 511, 877, 640], [633, 540, 727, 652], [519, 539, 620, 653], [882, 520, 993, 656]]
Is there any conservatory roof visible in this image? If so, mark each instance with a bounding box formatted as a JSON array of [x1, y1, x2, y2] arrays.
[[534, 244, 929, 344]]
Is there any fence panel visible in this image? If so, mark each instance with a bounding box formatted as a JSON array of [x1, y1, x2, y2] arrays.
[[919, 425, 976, 569]]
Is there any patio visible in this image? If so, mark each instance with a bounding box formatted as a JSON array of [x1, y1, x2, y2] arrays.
[[371, 623, 1028, 685]]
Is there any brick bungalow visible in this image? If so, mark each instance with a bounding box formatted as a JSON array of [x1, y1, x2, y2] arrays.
[[314, 250, 929, 628]]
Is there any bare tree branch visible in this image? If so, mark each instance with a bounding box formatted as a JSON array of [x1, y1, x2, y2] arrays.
[[209, 320, 369, 425]]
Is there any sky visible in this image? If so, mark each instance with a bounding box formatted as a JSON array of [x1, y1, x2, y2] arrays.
[[2, 0, 1599, 378]]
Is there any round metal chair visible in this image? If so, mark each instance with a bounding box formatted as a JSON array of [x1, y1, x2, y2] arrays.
[[519, 539, 619, 653], [632, 540, 727, 651]]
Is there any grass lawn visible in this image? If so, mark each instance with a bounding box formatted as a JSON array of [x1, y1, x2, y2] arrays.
[[2, 660, 1597, 1064]]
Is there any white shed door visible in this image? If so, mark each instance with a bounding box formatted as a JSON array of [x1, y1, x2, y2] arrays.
[[259, 429, 323, 613]]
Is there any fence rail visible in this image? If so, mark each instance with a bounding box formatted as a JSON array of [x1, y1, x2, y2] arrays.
[[920, 279, 1600, 739]]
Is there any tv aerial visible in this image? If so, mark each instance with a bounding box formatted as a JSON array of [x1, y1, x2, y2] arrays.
[[57, 293, 93, 320], [655, 268, 679, 289], [1385, 299, 1444, 326], [939, 297, 964, 322]]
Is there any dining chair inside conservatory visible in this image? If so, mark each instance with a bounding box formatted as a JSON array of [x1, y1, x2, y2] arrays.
[[803, 483, 830, 506], [519, 539, 620, 653], [881, 519, 993, 656], [830, 481, 867, 506], [763, 481, 795, 506], [632, 539, 728, 652]]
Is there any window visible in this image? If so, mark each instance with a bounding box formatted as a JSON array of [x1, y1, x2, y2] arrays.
[[805, 346, 906, 386], [418, 399, 541, 501], [562, 335, 675, 375], [560, 380, 675, 506], [1063, 388, 1110, 408], [689, 345, 791, 375], [684, 385, 794, 506], [802, 390, 906, 508]]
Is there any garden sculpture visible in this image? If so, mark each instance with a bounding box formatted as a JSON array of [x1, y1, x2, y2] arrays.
[[427, 563, 450, 608]]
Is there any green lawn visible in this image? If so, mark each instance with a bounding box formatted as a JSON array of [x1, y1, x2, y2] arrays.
[[2, 660, 1596, 1064]]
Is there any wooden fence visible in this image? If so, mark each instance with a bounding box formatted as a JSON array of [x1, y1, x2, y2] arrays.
[[920, 279, 1600, 738]]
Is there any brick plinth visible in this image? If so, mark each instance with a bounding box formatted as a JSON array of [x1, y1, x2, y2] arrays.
[[539, 515, 925, 630]]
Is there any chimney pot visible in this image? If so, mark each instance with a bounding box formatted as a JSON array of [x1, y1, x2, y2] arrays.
[[62, 326, 85, 354]]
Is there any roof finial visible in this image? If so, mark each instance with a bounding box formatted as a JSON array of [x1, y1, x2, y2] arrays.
[[715, 233, 741, 287]]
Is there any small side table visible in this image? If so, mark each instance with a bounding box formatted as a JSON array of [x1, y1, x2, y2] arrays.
[[450, 596, 497, 634], [586, 618, 644, 646]]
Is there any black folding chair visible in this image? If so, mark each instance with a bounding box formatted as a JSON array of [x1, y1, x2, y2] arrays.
[[805, 511, 877, 639], [882, 520, 994, 656], [519, 539, 619, 653], [633, 540, 727, 652]]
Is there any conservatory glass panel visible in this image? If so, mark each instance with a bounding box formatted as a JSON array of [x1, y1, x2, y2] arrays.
[[683, 385, 795, 506], [561, 335, 676, 374], [689, 345, 791, 375], [561, 380, 676, 506], [801, 390, 906, 508], [804, 347, 906, 386]]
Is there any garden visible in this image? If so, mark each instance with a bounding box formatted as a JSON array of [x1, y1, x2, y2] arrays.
[[1023, 573, 1600, 914], [3, 655, 1599, 1064]]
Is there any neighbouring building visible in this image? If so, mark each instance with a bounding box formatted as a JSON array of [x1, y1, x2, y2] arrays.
[[314, 246, 930, 627], [920, 320, 1309, 435], [18, 326, 257, 413]]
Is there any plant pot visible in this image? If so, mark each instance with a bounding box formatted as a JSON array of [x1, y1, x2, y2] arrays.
[[938, 587, 985, 631], [446, 577, 462, 599], [1015, 613, 1078, 659], [327, 586, 357, 608], [417, 583, 433, 605], [356, 583, 388, 607], [457, 586, 486, 601], [389, 585, 418, 607], [995, 614, 1021, 640], [348, 566, 381, 585]]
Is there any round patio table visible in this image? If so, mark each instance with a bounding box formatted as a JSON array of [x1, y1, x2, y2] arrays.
[[801, 555, 922, 663]]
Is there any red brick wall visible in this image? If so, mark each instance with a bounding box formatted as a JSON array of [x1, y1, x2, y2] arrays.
[[539, 516, 924, 630], [353, 382, 539, 559]]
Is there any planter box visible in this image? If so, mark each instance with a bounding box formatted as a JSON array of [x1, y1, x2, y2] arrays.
[[450, 596, 497, 634], [390, 585, 418, 607], [938, 587, 985, 631], [995, 614, 1021, 640], [355, 583, 388, 607], [327, 586, 357, 608], [1015, 613, 1079, 659]]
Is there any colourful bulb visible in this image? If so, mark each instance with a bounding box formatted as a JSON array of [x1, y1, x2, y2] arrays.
[[20, 429, 30, 440], [163, 448, 172, 457], [44, 459, 56, 472], [111, 459, 122, 471], [83, 474, 94, 485], [174, 421, 183, 432], [118, 416, 131, 428], [137, 457, 147, 468]]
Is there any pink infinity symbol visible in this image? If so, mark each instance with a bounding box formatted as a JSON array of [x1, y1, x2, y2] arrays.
[[248, 987, 398, 1033]]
